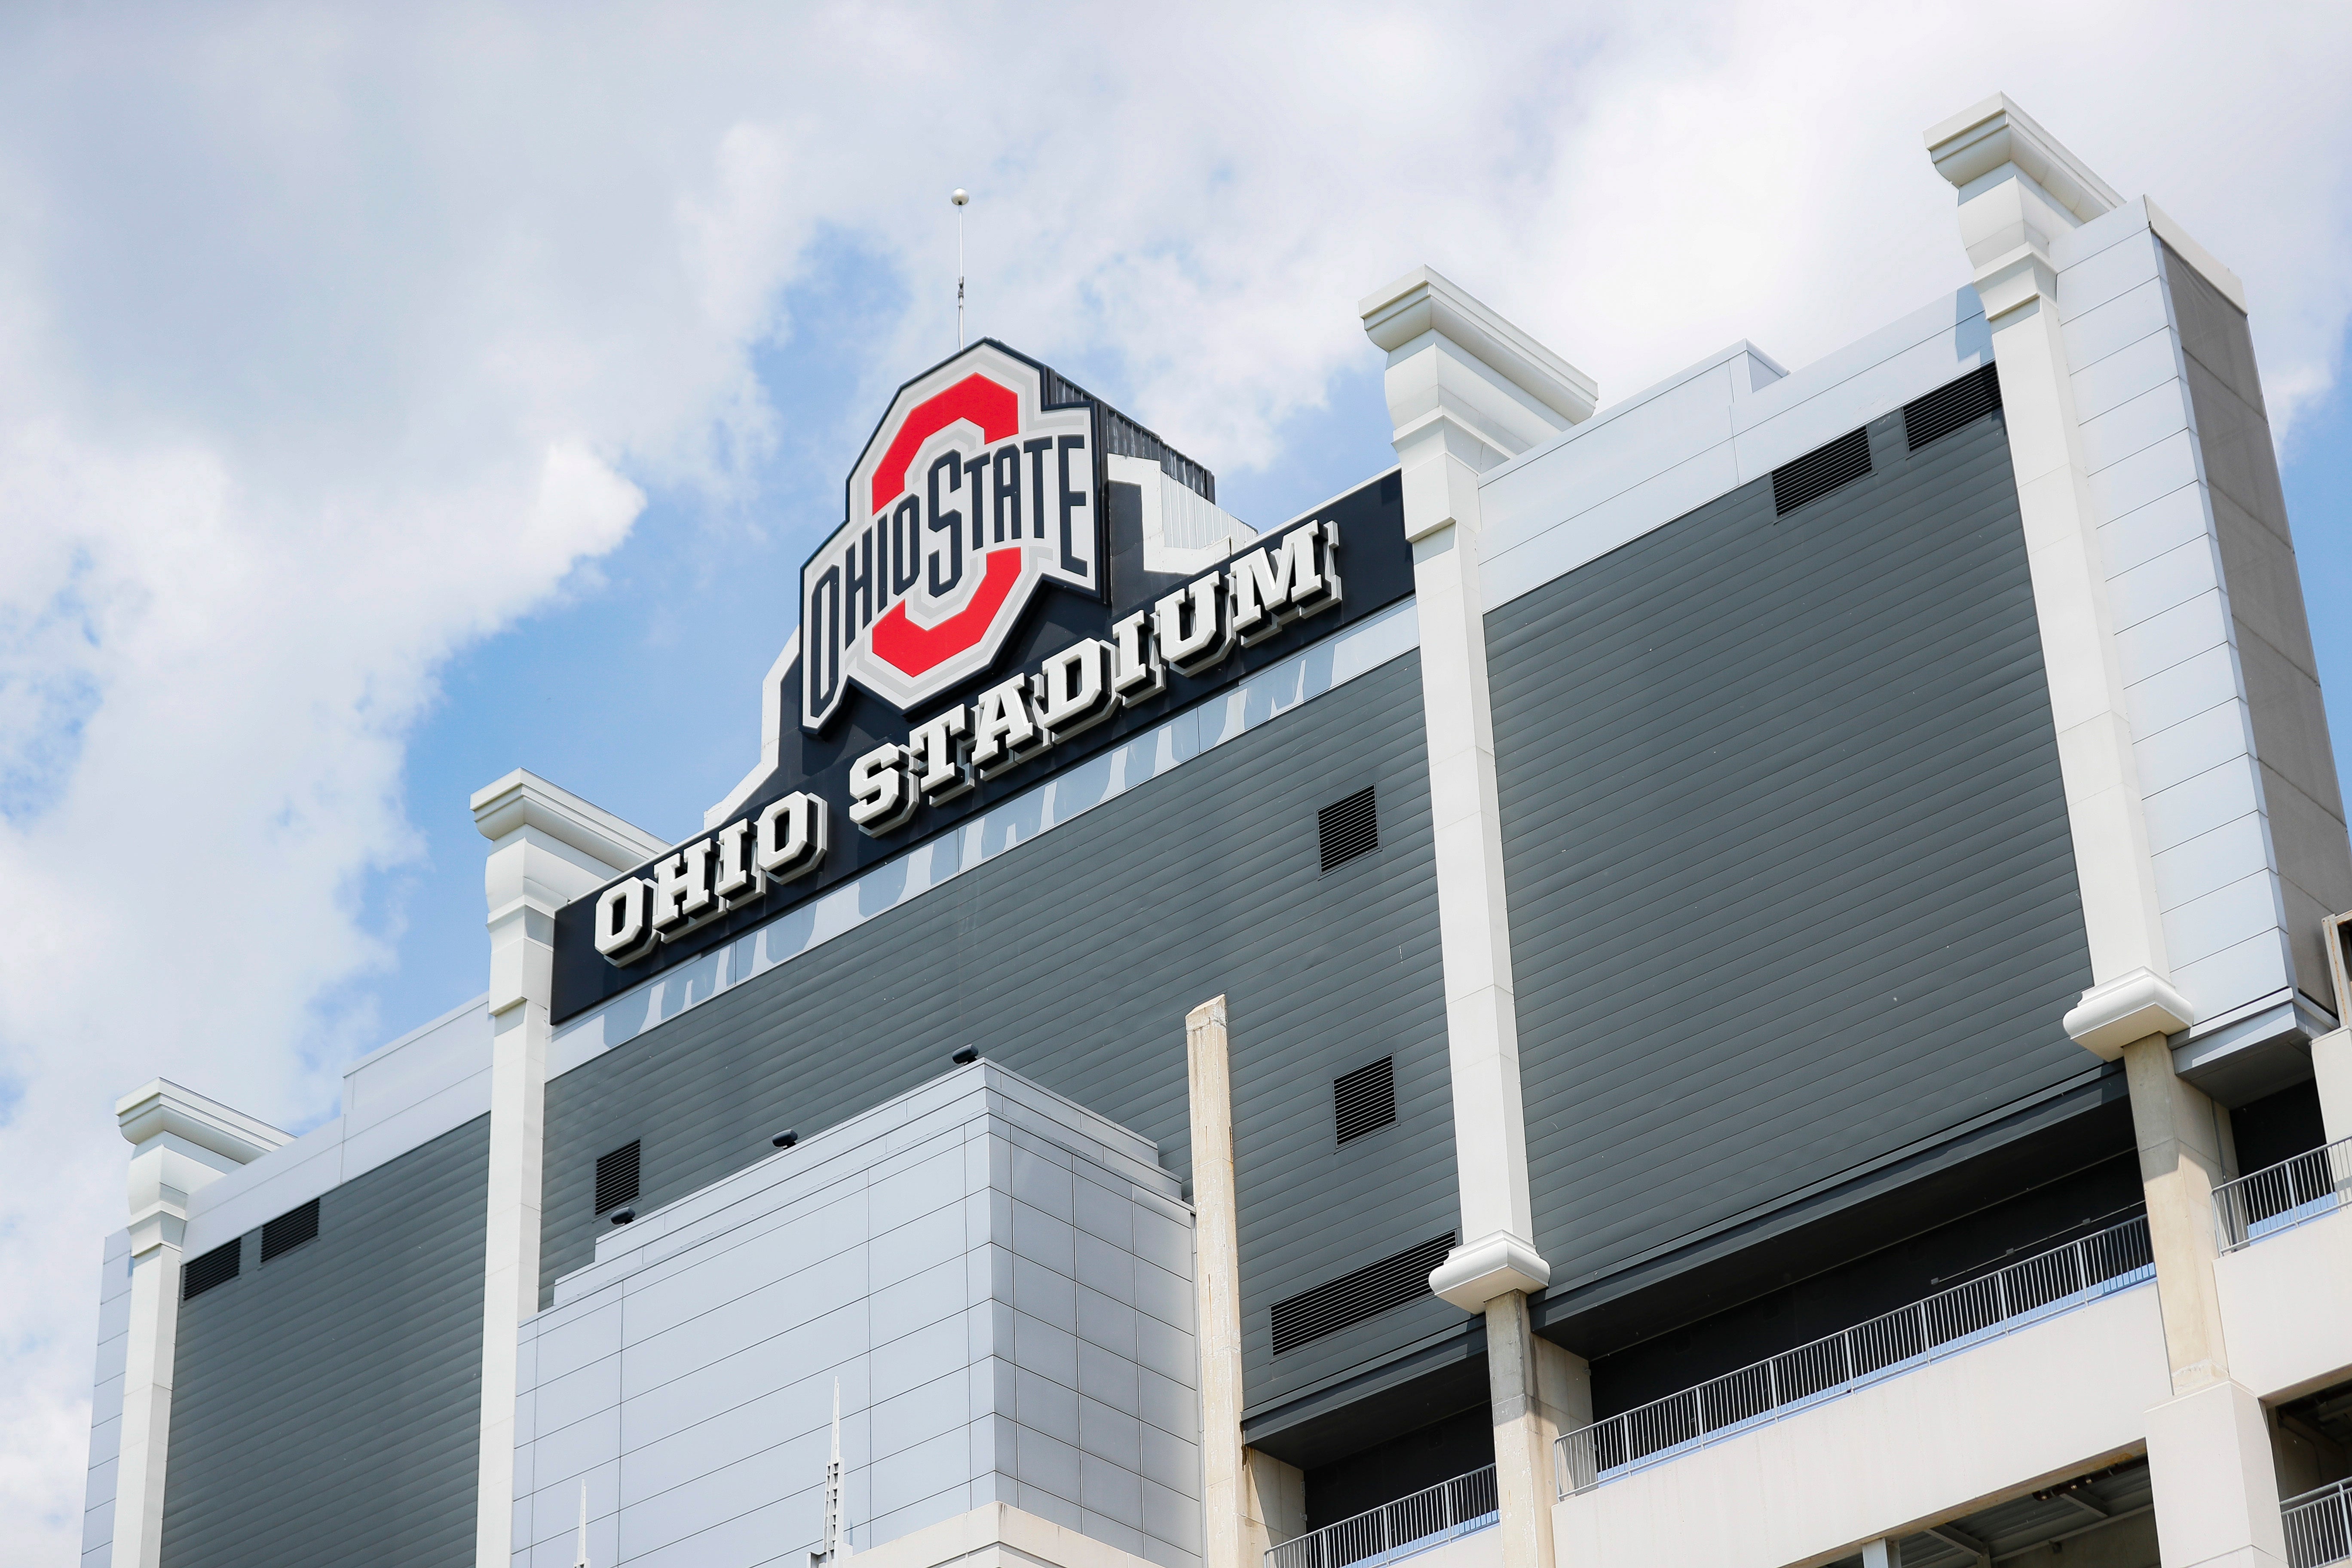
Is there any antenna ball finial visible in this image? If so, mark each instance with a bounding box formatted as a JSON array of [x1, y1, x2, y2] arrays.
[[951, 189, 969, 207]]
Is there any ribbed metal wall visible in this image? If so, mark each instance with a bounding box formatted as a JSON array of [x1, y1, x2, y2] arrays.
[[159, 1115, 489, 1568], [542, 653, 1461, 1413], [1488, 407, 2096, 1303]]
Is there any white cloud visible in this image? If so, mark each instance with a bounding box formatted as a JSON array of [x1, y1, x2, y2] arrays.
[[2, 2, 2349, 1557]]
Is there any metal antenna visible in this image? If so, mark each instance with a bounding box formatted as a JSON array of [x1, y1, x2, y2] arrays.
[[812, 1377, 848, 1563], [573, 1481, 590, 1568], [952, 189, 970, 349]]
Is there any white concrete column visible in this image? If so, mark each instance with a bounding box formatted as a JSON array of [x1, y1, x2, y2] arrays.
[[2320, 912, 2352, 1144], [1925, 97, 2190, 1058], [2314, 1029, 2352, 1147], [1360, 268, 1595, 1568], [1531, 1336, 1591, 1464], [1357, 266, 1592, 1305], [1186, 995, 1259, 1568], [1926, 95, 2283, 1568], [1185, 992, 1306, 1568], [2122, 1035, 2238, 1392], [1241, 1448, 1305, 1557], [109, 1080, 289, 1568], [469, 770, 665, 1568], [1482, 1292, 1556, 1568], [2146, 1380, 2293, 1568]]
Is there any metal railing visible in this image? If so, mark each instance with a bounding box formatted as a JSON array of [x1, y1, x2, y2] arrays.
[[2283, 1477, 2352, 1568], [1265, 1464, 1497, 1568], [2214, 1137, 2352, 1254], [1555, 1213, 2154, 1496]]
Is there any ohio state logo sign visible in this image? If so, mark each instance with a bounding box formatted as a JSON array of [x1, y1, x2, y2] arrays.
[[802, 342, 1097, 732]]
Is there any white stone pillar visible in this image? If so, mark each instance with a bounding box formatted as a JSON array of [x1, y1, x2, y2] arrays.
[[469, 770, 665, 1568], [2146, 1380, 2294, 1568], [110, 1080, 289, 1568], [1184, 993, 1308, 1568], [1924, 98, 2185, 1049], [1360, 268, 1595, 1568], [2314, 1029, 2352, 1147], [1241, 1448, 1305, 1558], [1925, 96, 2283, 1568], [1186, 996, 1254, 1568], [1531, 1337, 1591, 1467], [2319, 912, 2352, 1144]]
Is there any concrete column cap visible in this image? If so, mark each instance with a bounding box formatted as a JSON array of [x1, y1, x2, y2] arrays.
[[471, 767, 668, 870], [2064, 968, 2198, 1059], [1925, 94, 2122, 224], [115, 1078, 291, 1162], [1430, 1229, 1551, 1312], [1359, 266, 1598, 426]]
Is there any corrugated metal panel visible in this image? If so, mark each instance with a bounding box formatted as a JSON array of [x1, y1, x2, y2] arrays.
[[542, 654, 1462, 1413], [158, 1115, 488, 1568], [1488, 411, 2096, 1302]]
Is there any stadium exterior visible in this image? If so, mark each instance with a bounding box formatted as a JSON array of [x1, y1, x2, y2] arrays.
[[80, 96, 2352, 1568]]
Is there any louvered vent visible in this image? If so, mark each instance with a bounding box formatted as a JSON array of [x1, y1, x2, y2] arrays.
[[1903, 364, 2004, 450], [595, 1140, 641, 1215], [1333, 1057, 1397, 1145], [182, 1240, 240, 1300], [260, 1198, 319, 1262], [1318, 786, 1378, 873], [1269, 1232, 1455, 1354], [1771, 428, 1872, 516]]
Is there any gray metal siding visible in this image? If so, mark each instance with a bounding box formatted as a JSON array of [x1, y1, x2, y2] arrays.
[[2160, 241, 2352, 1008], [159, 1114, 488, 1568], [543, 653, 1460, 1415], [1488, 410, 2098, 1297]]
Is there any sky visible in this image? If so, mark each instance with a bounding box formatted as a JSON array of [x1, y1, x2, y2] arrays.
[[2, 3, 2350, 1559]]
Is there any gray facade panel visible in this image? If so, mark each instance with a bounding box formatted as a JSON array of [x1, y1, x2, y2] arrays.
[[1488, 409, 2098, 1297], [543, 653, 1461, 1415], [160, 1114, 488, 1568], [2160, 241, 2352, 1008]]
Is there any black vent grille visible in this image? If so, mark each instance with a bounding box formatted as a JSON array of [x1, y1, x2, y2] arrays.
[[1771, 428, 1873, 515], [1904, 364, 2005, 450], [595, 1141, 641, 1215], [1333, 1057, 1397, 1145], [260, 1198, 319, 1262], [1270, 1232, 1455, 1354], [1318, 787, 1379, 873], [182, 1240, 240, 1300]]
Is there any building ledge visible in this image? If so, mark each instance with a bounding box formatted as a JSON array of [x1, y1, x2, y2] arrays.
[[1553, 1267, 2166, 1568]]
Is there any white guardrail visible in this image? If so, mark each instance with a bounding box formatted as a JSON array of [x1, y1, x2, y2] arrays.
[[2283, 1476, 2352, 1568], [2214, 1136, 2352, 1254], [1265, 1464, 1497, 1568], [1555, 1213, 2155, 1495]]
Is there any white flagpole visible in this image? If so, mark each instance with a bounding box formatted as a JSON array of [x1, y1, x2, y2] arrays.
[[574, 1480, 590, 1568]]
